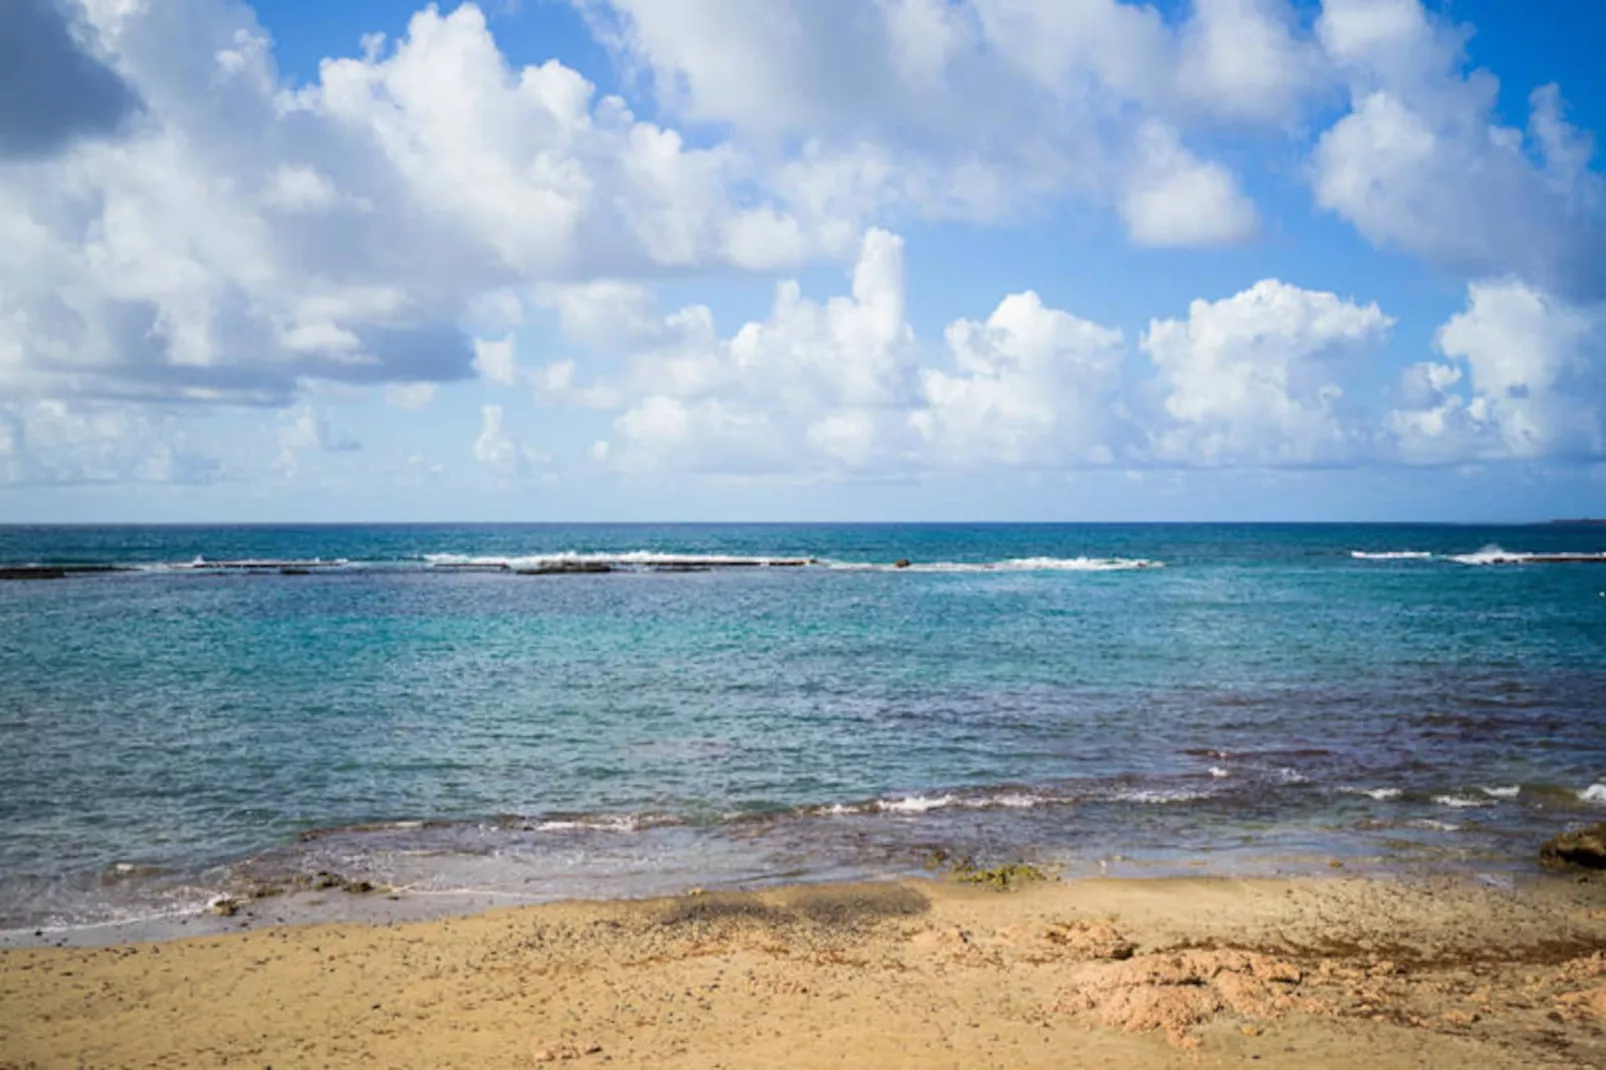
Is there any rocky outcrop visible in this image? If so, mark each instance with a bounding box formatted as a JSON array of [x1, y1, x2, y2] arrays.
[[1540, 824, 1606, 869], [893, 559, 912, 569], [516, 562, 614, 575], [0, 565, 124, 580], [0, 567, 66, 580]]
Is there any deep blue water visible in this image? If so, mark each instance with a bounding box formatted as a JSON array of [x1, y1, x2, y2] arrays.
[[2, 523, 1604, 932]]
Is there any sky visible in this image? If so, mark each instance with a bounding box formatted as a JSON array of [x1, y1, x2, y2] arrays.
[[1, 0, 1604, 522]]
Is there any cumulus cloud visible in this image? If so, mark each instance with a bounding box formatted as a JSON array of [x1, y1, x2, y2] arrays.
[[472, 336, 521, 387], [912, 293, 1126, 467], [1120, 121, 1259, 247], [276, 404, 359, 477], [599, 229, 918, 472], [1141, 279, 1394, 465], [472, 403, 546, 477], [1312, 0, 1606, 298], [0, 400, 219, 485], [584, 0, 1311, 239], [0, 0, 831, 420], [1387, 281, 1605, 462]]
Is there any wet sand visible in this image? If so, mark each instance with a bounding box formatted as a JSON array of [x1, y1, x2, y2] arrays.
[[3, 873, 1606, 1068]]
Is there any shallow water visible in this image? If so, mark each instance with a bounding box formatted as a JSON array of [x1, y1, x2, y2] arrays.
[[2, 523, 1604, 934]]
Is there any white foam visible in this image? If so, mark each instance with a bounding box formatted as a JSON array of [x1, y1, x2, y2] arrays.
[[534, 814, 666, 833], [1449, 545, 1606, 566], [1340, 786, 1403, 800], [876, 795, 956, 814], [1410, 819, 1462, 832], [1433, 794, 1492, 809], [1112, 788, 1210, 805], [829, 557, 1162, 573], [1579, 784, 1606, 803], [1208, 767, 1230, 779], [425, 551, 812, 570], [1275, 768, 1310, 785], [1449, 545, 1532, 566], [1480, 785, 1520, 799], [1350, 551, 1433, 560]]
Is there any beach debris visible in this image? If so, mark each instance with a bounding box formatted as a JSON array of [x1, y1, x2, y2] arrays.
[[893, 559, 912, 569], [947, 856, 1049, 890], [207, 896, 240, 917], [1540, 823, 1606, 869]]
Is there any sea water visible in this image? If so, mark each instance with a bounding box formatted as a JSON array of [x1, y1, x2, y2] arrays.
[[2, 523, 1604, 935]]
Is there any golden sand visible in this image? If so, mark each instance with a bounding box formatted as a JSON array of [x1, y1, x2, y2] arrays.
[[4, 874, 1606, 1068]]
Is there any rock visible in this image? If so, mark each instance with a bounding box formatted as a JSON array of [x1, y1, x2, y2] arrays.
[[516, 562, 613, 575], [208, 896, 240, 917], [1540, 824, 1606, 869], [0, 567, 67, 580], [279, 568, 312, 576], [893, 559, 912, 569]]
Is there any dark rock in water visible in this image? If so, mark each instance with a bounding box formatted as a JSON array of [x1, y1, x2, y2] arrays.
[[893, 559, 912, 569], [208, 896, 240, 917], [0, 567, 67, 580], [280, 567, 313, 576], [1540, 824, 1606, 869], [516, 562, 613, 575]]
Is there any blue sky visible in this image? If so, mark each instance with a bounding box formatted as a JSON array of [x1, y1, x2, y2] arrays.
[[1, 0, 1604, 521]]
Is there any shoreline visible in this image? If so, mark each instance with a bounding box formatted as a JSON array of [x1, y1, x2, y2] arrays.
[[4, 872, 1605, 1068]]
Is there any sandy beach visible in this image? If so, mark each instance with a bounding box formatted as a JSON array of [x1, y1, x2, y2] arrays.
[[4, 872, 1605, 1069]]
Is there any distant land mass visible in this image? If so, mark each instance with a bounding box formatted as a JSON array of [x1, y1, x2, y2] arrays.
[[1547, 518, 1606, 525]]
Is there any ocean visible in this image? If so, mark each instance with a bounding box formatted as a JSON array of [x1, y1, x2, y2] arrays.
[[2, 523, 1604, 937]]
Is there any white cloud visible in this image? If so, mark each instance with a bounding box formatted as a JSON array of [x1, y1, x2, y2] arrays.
[[262, 164, 342, 213], [1142, 279, 1394, 465], [0, 0, 836, 418], [606, 228, 918, 471], [1177, 0, 1325, 124], [472, 403, 546, 476], [1312, 0, 1606, 298], [472, 335, 520, 387], [277, 404, 359, 476], [1387, 280, 1605, 462], [911, 292, 1126, 467], [1120, 121, 1259, 247], [585, 0, 1308, 239], [536, 279, 660, 351], [0, 400, 221, 485]]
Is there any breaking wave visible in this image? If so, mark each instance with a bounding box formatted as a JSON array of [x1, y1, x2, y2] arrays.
[[825, 556, 1163, 573], [1349, 551, 1433, 560], [1449, 545, 1606, 566]]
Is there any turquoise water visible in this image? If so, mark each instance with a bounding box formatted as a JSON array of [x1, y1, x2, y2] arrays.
[[2, 523, 1604, 932]]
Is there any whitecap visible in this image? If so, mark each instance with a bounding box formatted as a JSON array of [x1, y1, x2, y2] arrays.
[[827, 557, 1161, 573], [1340, 786, 1403, 801], [1208, 767, 1230, 779], [1579, 784, 1606, 803], [1433, 794, 1492, 809], [1112, 788, 1209, 804], [1349, 551, 1433, 560], [876, 794, 956, 814], [1480, 785, 1520, 799], [1410, 819, 1462, 832]]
